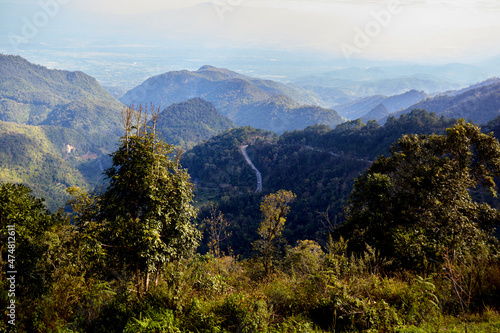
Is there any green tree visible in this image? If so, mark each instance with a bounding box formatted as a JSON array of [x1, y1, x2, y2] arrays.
[[0, 183, 59, 294], [98, 106, 200, 295], [254, 190, 296, 274], [65, 186, 107, 278], [337, 120, 500, 272], [0, 183, 78, 331]]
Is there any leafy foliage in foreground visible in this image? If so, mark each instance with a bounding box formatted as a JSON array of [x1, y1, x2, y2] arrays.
[[336, 120, 500, 272], [100, 112, 200, 294], [2, 218, 499, 332], [72, 106, 201, 297], [254, 190, 296, 274]]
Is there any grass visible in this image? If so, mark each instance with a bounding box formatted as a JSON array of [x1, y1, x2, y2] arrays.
[[397, 309, 500, 333]]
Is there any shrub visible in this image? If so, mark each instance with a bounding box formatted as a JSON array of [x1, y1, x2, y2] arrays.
[[215, 292, 273, 332], [285, 240, 325, 277], [123, 308, 181, 333]]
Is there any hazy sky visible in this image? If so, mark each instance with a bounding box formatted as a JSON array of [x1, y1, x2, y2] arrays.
[[2, 0, 500, 63], [70, 0, 500, 61]]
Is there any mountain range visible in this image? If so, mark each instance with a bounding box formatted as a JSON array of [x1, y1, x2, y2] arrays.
[[2, 53, 500, 212], [120, 65, 343, 133], [382, 80, 500, 124], [291, 64, 491, 107], [335, 89, 429, 120], [0, 55, 343, 208]]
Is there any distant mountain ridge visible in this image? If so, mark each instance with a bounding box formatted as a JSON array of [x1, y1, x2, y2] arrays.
[[120, 65, 321, 108], [292, 64, 488, 105], [0, 54, 120, 125], [120, 65, 343, 133], [336, 90, 429, 120], [333, 95, 386, 120], [361, 104, 390, 123], [439, 77, 500, 97], [386, 80, 500, 125]]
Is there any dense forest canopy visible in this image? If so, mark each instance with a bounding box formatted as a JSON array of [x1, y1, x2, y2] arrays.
[[186, 110, 462, 256]]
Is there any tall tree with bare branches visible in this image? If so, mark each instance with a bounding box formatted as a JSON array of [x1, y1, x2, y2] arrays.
[[101, 105, 200, 295]]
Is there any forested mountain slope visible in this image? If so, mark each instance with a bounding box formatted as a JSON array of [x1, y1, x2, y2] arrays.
[[0, 55, 127, 209], [0, 54, 120, 125], [0, 121, 88, 210], [153, 98, 235, 148], [183, 110, 460, 256]]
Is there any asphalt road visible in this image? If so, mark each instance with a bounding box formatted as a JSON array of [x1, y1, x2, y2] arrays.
[[240, 145, 262, 193]]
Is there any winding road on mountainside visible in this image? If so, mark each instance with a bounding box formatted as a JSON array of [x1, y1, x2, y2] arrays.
[[240, 145, 263, 193], [239, 143, 372, 194]]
